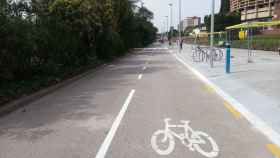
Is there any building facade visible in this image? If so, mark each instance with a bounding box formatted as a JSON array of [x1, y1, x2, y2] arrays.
[[179, 16, 201, 31], [186, 17, 201, 27], [273, 0, 280, 20], [230, 0, 278, 21]]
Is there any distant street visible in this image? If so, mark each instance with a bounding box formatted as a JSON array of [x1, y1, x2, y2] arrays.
[[0, 44, 277, 158]]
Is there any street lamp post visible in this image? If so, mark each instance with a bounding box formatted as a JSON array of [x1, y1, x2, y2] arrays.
[[210, 0, 215, 68], [165, 16, 169, 40], [178, 0, 182, 52], [140, 0, 144, 8], [161, 22, 165, 41], [169, 3, 173, 45]]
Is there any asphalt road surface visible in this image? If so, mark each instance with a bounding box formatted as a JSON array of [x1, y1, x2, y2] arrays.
[[0, 43, 278, 158]]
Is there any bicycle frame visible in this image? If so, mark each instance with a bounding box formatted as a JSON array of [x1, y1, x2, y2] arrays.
[[192, 45, 224, 64]]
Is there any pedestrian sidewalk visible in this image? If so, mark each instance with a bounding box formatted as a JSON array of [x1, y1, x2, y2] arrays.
[[175, 44, 280, 136]]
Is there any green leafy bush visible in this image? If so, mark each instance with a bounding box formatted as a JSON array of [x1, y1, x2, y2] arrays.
[[0, 0, 158, 105]]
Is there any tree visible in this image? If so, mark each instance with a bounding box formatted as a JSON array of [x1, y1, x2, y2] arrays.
[[0, 0, 158, 104], [204, 0, 240, 32], [0, 0, 158, 81], [137, 6, 153, 21], [220, 0, 230, 14], [204, 12, 240, 32]]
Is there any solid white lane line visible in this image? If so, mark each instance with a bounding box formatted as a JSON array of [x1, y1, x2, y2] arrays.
[[138, 74, 143, 80], [95, 89, 136, 158], [171, 51, 280, 147]]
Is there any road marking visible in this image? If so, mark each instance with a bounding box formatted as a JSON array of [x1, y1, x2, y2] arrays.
[[138, 74, 143, 80], [171, 51, 280, 147], [223, 101, 242, 119], [266, 144, 280, 157], [203, 85, 215, 93], [142, 66, 147, 70], [95, 89, 135, 158], [151, 118, 219, 157]]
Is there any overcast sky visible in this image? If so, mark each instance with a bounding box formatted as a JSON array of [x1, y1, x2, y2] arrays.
[[140, 0, 221, 32]]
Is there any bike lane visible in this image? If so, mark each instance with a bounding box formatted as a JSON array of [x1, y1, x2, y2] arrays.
[[102, 48, 275, 158], [0, 52, 149, 158]]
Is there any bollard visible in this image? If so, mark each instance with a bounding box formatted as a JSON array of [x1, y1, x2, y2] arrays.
[[226, 43, 231, 74]]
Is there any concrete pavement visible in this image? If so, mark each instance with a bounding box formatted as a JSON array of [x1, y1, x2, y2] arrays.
[[0, 44, 278, 158], [177, 44, 280, 144]]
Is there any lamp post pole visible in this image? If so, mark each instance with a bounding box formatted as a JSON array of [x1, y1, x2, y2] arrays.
[[210, 0, 215, 68], [169, 3, 173, 45], [165, 16, 169, 40], [178, 0, 182, 51], [140, 0, 144, 8]]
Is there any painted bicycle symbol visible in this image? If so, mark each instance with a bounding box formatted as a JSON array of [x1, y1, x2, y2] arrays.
[[151, 118, 219, 157]]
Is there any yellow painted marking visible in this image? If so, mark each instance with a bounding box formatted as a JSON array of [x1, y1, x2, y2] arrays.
[[267, 144, 280, 158], [223, 101, 242, 119], [203, 85, 215, 93]]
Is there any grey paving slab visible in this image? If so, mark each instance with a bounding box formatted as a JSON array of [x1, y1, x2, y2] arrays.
[[177, 44, 280, 136]]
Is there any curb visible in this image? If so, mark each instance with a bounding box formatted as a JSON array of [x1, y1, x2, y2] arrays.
[[0, 63, 107, 117]]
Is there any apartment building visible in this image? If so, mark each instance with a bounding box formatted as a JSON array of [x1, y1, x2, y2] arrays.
[[179, 16, 201, 31], [230, 0, 278, 21], [186, 17, 201, 27], [274, 0, 280, 20]]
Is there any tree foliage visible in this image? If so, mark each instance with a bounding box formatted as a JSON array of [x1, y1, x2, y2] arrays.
[[220, 0, 230, 14], [0, 0, 157, 103], [204, 0, 240, 32], [204, 12, 240, 32], [0, 0, 157, 81]]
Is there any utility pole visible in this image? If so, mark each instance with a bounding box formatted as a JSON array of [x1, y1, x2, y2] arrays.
[[178, 0, 182, 51], [165, 16, 169, 40], [161, 21, 164, 41], [169, 3, 173, 42], [141, 0, 144, 8], [210, 0, 215, 68]]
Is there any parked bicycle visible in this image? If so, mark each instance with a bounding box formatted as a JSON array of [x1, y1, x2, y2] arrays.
[[192, 45, 224, 63], [192, 45, 209, 62], [212, 47, 224, 61]]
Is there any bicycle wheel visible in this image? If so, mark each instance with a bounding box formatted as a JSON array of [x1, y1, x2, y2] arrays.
[[214, 48, 224, 61], [151, 130, 175, 155], [218, 49, 224, 59], [193, 131, 219, 158]]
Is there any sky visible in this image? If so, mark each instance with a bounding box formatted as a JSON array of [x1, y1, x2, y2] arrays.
[[140, 0, 221, 32]]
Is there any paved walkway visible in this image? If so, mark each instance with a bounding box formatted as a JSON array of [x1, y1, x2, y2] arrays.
[[176, 44, 280, 142], [0, 44, 278, 158]]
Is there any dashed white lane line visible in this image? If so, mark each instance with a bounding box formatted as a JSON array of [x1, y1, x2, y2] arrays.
[[138, 74, 143, 80], [170, 51, 280, 147], [142, 66, 147, 70], [95, 89, 136, 158]]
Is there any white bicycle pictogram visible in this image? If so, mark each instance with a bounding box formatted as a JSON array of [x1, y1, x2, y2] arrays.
[[151, 118, 219, 157]]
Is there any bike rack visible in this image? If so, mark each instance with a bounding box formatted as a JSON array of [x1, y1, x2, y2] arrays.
[[192, 45, 224, 65]]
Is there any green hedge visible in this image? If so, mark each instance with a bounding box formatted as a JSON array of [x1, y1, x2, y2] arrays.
[[0, 0, 158, 105]]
